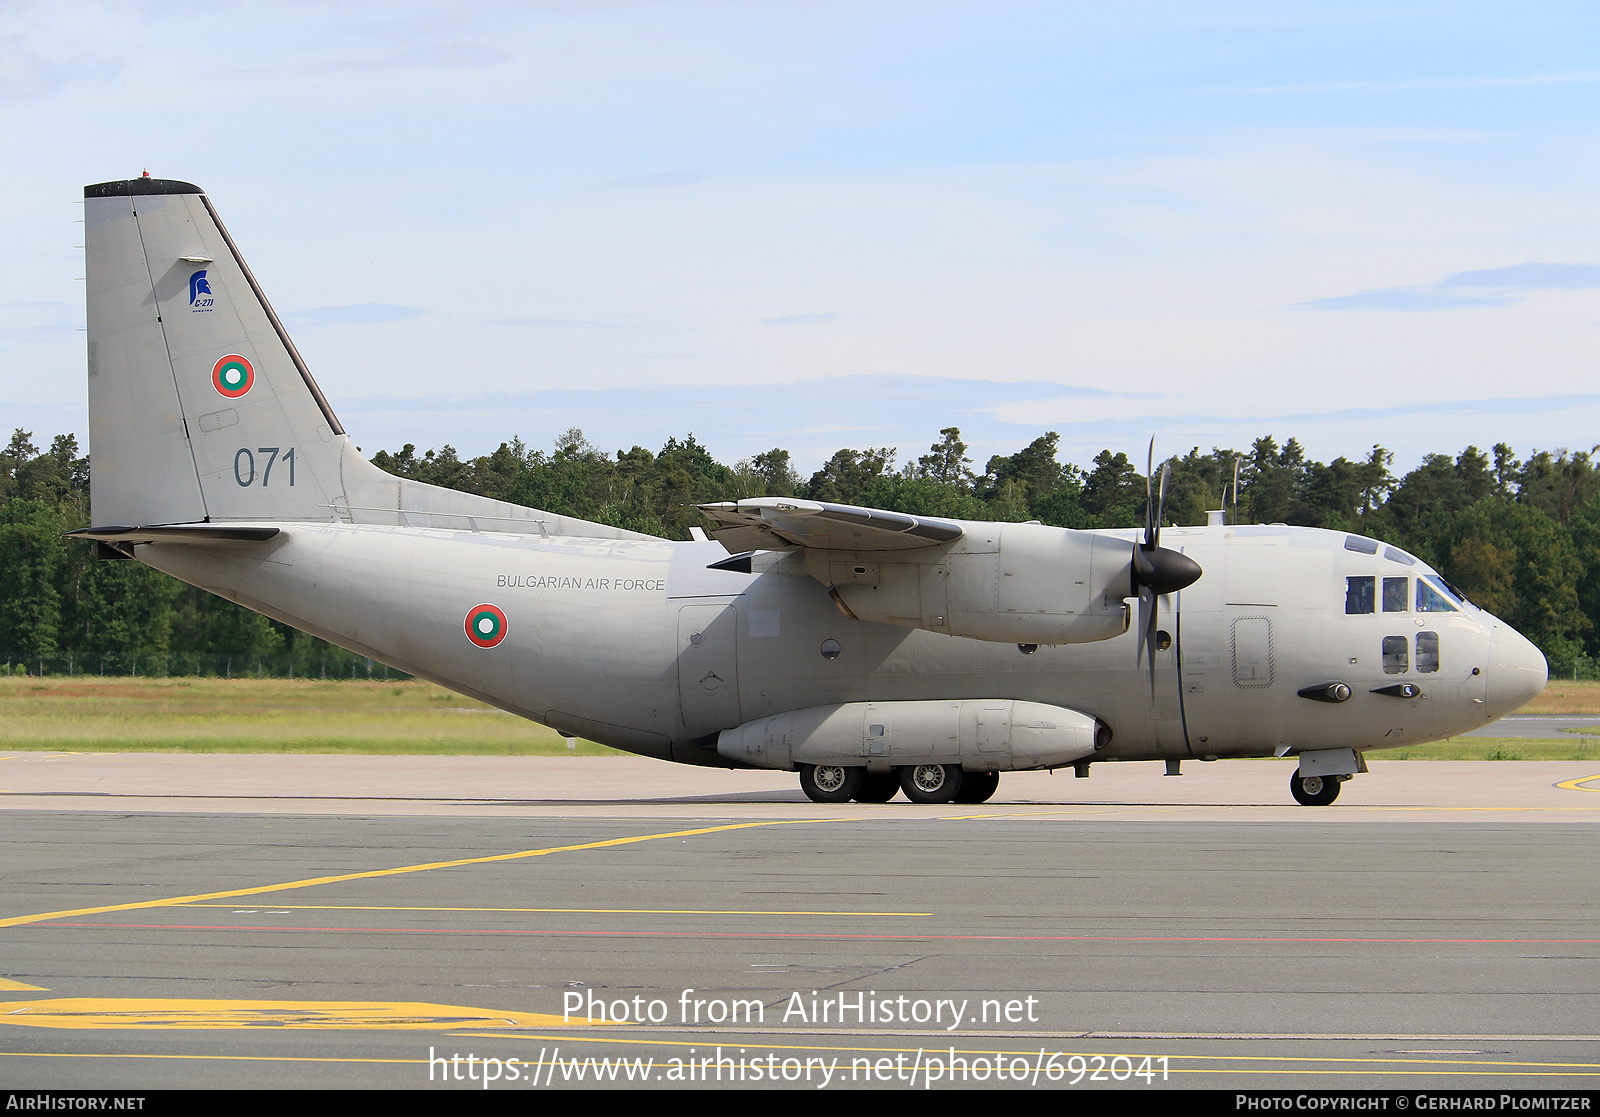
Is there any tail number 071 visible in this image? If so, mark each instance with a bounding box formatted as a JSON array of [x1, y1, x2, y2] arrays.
[[234, 447, 295, 487]]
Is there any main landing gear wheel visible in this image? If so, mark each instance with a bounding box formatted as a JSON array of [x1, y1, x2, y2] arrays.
[[800, 764, 863, 804], [1290, 770, 1341, 806], [854, 772, 900, 803], [900, 763, 964, 804], [953, 770, 1000, 804]]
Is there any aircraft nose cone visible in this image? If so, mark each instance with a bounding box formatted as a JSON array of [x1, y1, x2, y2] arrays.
[[1485, 625, 1548, 721]]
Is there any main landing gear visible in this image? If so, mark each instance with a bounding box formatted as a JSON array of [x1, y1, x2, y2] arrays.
[[1290, 770, 1343, 806], [797, 764, 1000, 805], [953, 770, 1000, 804], [798, 763, 862, 803], [855, 772, 900, 803]]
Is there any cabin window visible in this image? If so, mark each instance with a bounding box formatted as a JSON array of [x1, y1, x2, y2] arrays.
[[1382, 635, 1409, 674], [1346, 577, 1375, 614], [1416, 631, 1439, 673], [1383, 577, 1408, 612], [1416, 577, 1459, 612]]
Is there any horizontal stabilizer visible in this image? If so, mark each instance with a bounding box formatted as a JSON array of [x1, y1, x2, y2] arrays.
[[698, 498, 962, 553], [67, 524, 280, 545]]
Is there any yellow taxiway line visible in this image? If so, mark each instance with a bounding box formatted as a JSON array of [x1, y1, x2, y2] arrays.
[[0, 998, 586, 1030], [0, 817, 850, 930]]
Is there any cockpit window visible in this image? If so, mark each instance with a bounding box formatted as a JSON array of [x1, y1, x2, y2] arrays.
[[1416, 577, 1459, 613], [1384, 546, 1415, 566], [1383, 577, 1408, 612], [1344, 535, 1380, 554], [1432, 573, 1474, 608], [1346, 576, 1375, 614]]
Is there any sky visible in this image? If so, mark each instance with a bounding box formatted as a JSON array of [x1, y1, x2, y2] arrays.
[[4, 0, 1599, 477]]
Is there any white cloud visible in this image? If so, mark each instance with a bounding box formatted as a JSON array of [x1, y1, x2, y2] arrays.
[[1206, 71, 1600, 95], [1301, 262, 1600, 311], [6, 1, 1600, 477]]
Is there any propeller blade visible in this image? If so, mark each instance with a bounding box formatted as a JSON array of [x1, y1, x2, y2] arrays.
[[1128, 439, 1201, 701], [1136, 584, 1152, 663], [1231, 457, 1241, 525], [1153, 462, 1170, 549], [1144, 437, 1156, 546], [1140, 587, 1158, 695]]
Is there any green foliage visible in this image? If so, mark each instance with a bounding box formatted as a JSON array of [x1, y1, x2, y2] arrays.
[[0, 498, 65, 656], [1437, 497, 1590, 662], [1080, 451, 1145, 528], [803, 446, 897, 504], [915, 428, 975, 489]]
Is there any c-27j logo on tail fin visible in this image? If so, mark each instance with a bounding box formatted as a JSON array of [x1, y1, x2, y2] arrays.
[[189, 269, 213, 311]]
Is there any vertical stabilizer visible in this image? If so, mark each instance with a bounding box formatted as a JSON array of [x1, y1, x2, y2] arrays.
[[83, 177, 654, 541], [85, 177, 344, 526]]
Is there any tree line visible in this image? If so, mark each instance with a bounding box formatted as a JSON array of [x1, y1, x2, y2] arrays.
[[4, 425, 1597, 676]]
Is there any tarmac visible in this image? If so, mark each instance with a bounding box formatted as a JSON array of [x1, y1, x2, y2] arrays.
[[1, 754, 1597, 1090]]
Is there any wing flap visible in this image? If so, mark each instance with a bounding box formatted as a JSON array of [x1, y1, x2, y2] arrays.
[[698, 498, 962, 553]]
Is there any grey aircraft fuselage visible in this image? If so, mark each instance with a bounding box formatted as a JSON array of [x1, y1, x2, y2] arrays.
[[74, 175, 1549, 804], [139, 516, 1543, 770]]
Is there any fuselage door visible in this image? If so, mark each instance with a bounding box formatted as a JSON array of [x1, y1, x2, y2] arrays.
[[975, 704, 1013, 767], [1232, 616, 1274, 689], [677, 603, 742, 737]]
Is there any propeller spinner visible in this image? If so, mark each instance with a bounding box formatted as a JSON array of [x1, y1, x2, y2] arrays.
[[1132, 441, 1203, 691]]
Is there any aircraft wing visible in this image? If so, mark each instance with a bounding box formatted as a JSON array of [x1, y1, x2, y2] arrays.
[[697, 498, 963, 553]]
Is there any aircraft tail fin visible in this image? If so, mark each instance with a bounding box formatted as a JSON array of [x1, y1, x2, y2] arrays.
[[83, 177, 651, 540], [85, 177, 352, 527]]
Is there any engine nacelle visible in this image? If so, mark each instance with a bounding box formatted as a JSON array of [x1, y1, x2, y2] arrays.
[[717, 699, 1109, 772], [814, 522, 1134, 645]]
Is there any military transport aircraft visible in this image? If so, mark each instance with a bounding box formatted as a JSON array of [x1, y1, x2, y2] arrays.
[[71, 176, 1549, 806]]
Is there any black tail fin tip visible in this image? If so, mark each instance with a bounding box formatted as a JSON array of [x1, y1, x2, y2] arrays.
[[85, 178, 204, 199]]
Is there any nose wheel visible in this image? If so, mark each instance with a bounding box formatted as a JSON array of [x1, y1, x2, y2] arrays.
[[1290, 771, 1342, 806]]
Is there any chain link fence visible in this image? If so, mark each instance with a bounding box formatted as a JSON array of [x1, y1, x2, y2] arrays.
[[1548, 655, 1600, 682], [2, 653, 410, 681]]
